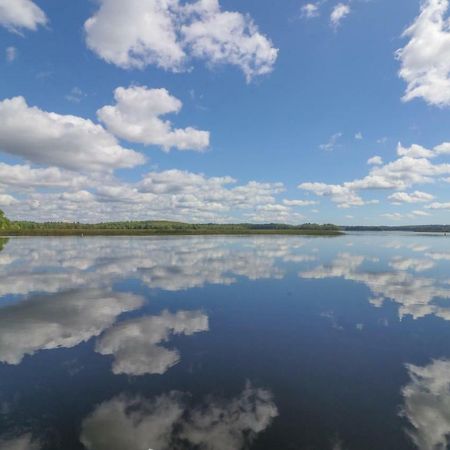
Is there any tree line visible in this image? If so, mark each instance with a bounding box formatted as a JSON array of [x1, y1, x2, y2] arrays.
[[0, 209, 341, 235]]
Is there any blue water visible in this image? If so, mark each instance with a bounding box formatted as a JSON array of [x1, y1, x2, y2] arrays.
[[0, 233, 450, 449]]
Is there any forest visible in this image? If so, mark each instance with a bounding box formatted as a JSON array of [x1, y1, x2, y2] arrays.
[[0, 209, 342, 236]]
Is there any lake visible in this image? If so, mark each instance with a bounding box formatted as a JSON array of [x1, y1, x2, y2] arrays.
[[0, 233, 450, 450]]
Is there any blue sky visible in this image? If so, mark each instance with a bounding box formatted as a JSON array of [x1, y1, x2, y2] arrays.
[[0, 0, 449, 224]]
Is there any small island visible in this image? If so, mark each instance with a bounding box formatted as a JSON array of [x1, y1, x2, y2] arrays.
[[0, 209, 342, 236]]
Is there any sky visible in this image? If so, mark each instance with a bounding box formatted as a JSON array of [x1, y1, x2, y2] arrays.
[[0, 0, 449, 225]]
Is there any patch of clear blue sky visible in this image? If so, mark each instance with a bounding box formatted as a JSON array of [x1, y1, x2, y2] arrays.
[[0, 0, 449, 224]]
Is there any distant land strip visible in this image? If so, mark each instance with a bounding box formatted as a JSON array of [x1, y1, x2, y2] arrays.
[[1, 210, 449, 236], [0, 209, 342, 236]]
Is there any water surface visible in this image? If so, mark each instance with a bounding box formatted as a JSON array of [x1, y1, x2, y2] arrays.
[[1, 234, 450, 449]]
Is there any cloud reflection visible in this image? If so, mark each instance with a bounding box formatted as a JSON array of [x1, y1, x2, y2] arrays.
[[402, 359, 450, 450], [0, 289, 143, 365], [0, 434, 40, 450], [80, 383, 278, 450], [0, 237, 314, 298], [300, 252, 450, 320], [95, 310, 209, 375]]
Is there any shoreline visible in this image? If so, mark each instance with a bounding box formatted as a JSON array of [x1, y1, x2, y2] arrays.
[[0, 229, 343, 237]]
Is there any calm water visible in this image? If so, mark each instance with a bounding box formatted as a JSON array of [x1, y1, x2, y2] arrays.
[[0, 234, 450, 450]]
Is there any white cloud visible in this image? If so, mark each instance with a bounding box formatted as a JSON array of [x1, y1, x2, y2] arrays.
[[402, 359, 450, 450], [355, 132, 363, 140], [84, 0, 278, 82], [2, 164, 296, 223], [299, 141, 450, 208], [396, 0, 450, 106], [256, 203, 290, 213], [297, 182, 371, 208], [0, 96, 146, 172], [282, 199, 317, 207], [0, 163, 89, 189], [397, 143, 435, 159], [434, 142, 450, 155], [97, 86, 210, 151], [0, 193, 17, 206], [301, 3, 320, 18], [367, 156, 383, 165], [426, 201, 450, 210], [319, 132, 342, 151], [84, 0, 185, 71], [412, 209, 431, 216], [330, 3, 350, 28], [60, 190, 96, 203], [81, 384, 278, 450], [5, 45, 16, 62], [95, 310, 209, 375], [388, 190, 435, 204], [0, 0, 47, 32]]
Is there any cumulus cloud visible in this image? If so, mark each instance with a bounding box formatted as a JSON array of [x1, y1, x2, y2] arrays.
[[396, 0, 450, 106], [0, 163, 89, 189], [402, 359, 450, 450], [426, 201, 450, 210], [95, 310, 209, 375], [2, 164, 297, 223], [0, 97, 145, 172], [0, 0, 47, 32], [84, 0, 278, 81], [299, 141, 450, 208], [81, 383, 278, 450], [0, 193, 17, 206], [0, 289, 143, 365], [97, 86, 209, 151], [388, 191, 435, 204], [367, 156, 383, 166], [330, 3, 350, 28], [297, 183, 371, 208], [282, 199, 317, 207]]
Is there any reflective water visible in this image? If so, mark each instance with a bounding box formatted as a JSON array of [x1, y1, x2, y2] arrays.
[[0, 234, 450, 449]]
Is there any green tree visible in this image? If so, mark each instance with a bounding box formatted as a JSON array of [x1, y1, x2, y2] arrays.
[[0, 209, 10, 230]]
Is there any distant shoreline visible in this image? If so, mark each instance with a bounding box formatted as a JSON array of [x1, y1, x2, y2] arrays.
[[0, 229, 343, 237]]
